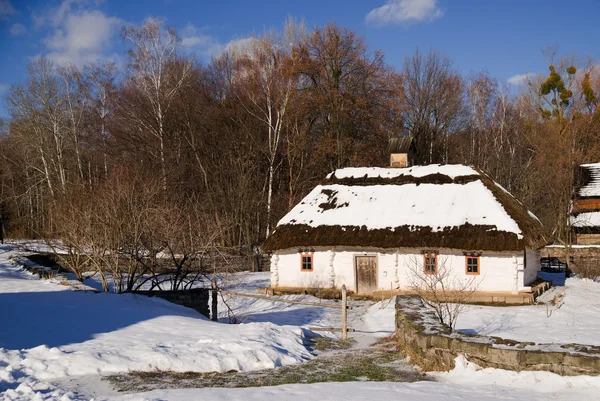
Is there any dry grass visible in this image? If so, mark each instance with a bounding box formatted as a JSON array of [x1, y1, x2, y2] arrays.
[[105, 338, 425, 393]]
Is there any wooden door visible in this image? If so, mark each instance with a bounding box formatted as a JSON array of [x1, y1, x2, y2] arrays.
[[355, 256, 377, 294]]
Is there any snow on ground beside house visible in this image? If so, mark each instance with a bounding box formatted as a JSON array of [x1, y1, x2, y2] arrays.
[[455, 276, 600, 346], [359, 298, 396, 336], [213, 272, 397, 349], [327, 164, 478, 180], [277, 181, 521, 235]]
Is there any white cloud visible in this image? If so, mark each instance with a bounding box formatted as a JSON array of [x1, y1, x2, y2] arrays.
[[36, 0, 122, 67], [507, 72, 535, 86], [0, 0, 15, 18], [10, 23, 26, 36], [181, 24, 224, 57], [224, 37, 258, 55], [366, 0, 442, 26]]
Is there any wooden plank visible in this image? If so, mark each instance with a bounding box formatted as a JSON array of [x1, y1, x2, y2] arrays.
[[308, 327, 356, 333], [219, 289, 353, 310], [211, 280, 218, 321], [341, 285, 348, 340]]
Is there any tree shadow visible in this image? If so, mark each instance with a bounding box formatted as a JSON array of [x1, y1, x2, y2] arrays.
[[0, 290, 204, 350]]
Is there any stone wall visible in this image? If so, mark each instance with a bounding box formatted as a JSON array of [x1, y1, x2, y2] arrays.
[[395, 295, 600, 376], [13, 256, 65, 280], [132, 288, 210, 319]]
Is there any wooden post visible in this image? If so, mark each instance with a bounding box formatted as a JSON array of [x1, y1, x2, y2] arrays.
[[211, 279, 218, 322], [341, 285, 348, 340]]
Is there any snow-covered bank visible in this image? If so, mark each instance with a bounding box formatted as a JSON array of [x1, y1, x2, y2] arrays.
[[100, 358, 600, 401], [0, 246, 313, 400], [98, 355, 600, 401], [455, 276, 600, 346]]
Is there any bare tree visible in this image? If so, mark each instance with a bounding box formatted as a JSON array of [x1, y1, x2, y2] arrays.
[[6, 57, 69, 196], [58, 64, 87, 183], [86, 63, 118, 180], [402, 49, 464, 164], [228, 35, 293, 237], [408, 254, 480, 330], [121, 19, 192, 190], [465, 72, 497, 168]]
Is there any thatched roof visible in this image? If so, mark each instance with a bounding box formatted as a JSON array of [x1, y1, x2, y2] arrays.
[[388, 137, 415, 154], [264, 165, 548, 252]]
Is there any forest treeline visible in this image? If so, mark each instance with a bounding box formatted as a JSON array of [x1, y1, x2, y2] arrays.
[[2, 19, 600, 269]]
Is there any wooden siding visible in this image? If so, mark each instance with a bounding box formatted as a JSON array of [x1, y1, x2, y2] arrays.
[[576, 233, 600, 245], [573, 198, 600, 213]]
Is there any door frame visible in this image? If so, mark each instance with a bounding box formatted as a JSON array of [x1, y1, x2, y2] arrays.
[[354, 253, 378, 294]]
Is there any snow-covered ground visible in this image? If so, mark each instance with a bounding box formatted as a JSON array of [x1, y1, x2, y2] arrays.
[[0, 244, 398, 400], [0, 245, 317, 400], [96, 356, 600, 401], [3, 243, 600, 400], [455, 276, 600, 346]]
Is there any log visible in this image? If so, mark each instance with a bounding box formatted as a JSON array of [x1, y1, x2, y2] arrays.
[[308, 327, 356, 333]]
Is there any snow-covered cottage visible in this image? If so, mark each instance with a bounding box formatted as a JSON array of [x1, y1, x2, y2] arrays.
[[263, 164, 548, 295]]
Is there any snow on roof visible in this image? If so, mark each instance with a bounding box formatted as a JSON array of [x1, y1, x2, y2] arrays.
[[279, 181, 521, 235], [327, 164, 478, 180], [579, 163, 600, 197], [265, 165, 547, 252], [571, 211, 600, 228]]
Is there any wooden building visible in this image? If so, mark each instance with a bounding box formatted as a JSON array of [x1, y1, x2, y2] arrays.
[[572, 163, 600, 245], [388, 137, 416, 168]]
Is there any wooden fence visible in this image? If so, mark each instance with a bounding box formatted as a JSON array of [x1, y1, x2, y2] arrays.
[[211, 281, 353, 339]]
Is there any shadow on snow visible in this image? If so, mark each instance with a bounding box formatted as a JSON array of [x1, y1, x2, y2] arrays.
[[0, 290, 205, 350]]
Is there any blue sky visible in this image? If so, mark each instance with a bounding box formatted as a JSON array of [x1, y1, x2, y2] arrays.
[[1, 0, 600, 117]]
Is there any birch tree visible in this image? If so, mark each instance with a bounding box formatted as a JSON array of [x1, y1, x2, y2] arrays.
[[230, 35, 293, 237], [86, 63, 117, 180], [122, 19, 192, 190], [6, 57, 67, 196], [58, 64, 87, 182]]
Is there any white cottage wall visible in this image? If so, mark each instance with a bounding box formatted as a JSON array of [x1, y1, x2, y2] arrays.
[[271, 247, 535, 294], [272, 249, 336, 289], [392, 250, 524, 293]]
